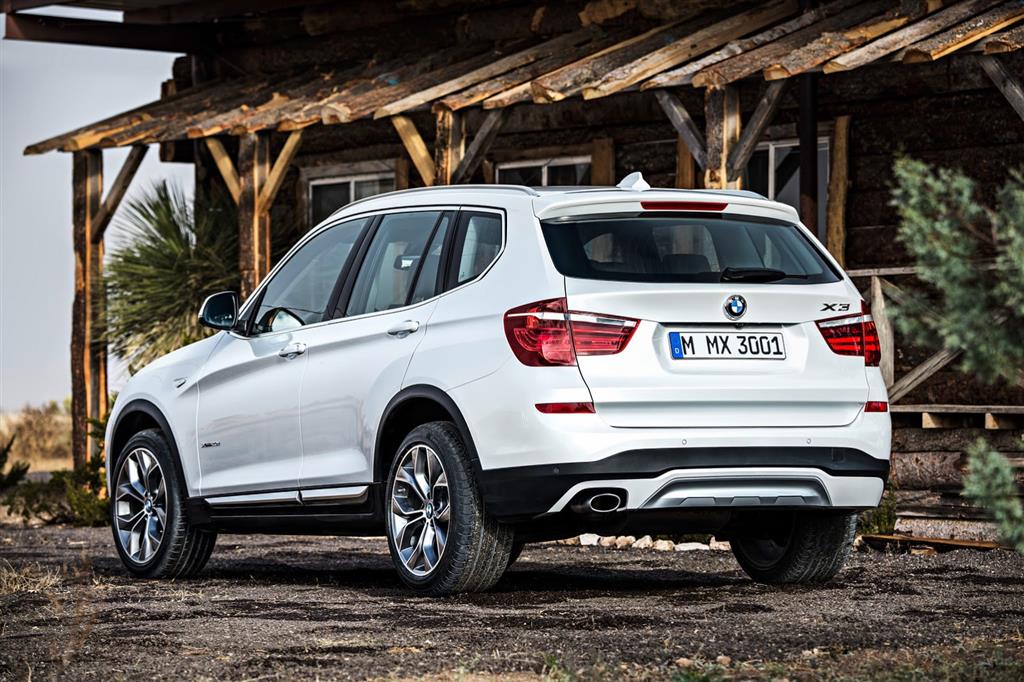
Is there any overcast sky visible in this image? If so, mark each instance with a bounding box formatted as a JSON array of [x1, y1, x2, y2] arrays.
[[0, 9, 193, 411]]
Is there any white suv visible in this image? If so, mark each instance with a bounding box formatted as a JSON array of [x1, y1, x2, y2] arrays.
[[106, 174, 890, 594]]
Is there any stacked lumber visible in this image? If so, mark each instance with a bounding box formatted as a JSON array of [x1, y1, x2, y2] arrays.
[[890, 427, 1024, 541]]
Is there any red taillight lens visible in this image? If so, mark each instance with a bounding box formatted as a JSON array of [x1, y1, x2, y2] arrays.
[[816, 301, 881, 366], [536, 402, 596, 414], [504, 298, 638, 366], [864, 401, 888, 413]]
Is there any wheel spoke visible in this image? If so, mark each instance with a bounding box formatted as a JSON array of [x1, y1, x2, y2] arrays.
[[390, 443, 451, 577], [412, 447, 432, 499], [397, 467, 425, 501]]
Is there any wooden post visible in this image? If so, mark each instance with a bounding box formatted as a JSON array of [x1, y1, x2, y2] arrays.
[[395, 156, 411, 190], [826, 115, 850, 265], [871, 276, 895, 388], [238, 133, 270, 297], [798, 72, 818, 231], [433, 108, 464, 186], [71, 150, 102, 467], [675, 137, 698, 188], [591, 137, 615, 186], [703, 85, 741, 189]]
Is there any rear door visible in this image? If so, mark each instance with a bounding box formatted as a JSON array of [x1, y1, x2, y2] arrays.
[[542, 211, 869, 428]]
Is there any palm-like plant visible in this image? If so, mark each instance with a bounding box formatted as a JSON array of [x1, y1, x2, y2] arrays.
[[103, 181, 238, 370]]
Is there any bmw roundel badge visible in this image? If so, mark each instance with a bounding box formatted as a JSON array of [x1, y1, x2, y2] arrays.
[[724, 295, 747, 320]]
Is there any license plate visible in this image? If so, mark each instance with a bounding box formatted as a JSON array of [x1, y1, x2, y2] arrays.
[[669, 331, 786, 360]]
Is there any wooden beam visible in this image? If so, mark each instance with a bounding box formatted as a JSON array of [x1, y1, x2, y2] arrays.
[[727, 81, 787, 182], [654, 90, 707, 170], [799, 72, 819, 232], [904, 3, 1024, 62], [870, 276, 895, 387], [91, 145, 147, 244], [4, 13, 205, 53], [825, 115, 850, 266], [395, 156, 411, 190], [391, 115, 435, 186], [825, 0, 1006, 73], [1, 1, 65, 11], [704, 86, 742, 189], [584, 0, 798, 99], [204, 138, 242, 205], [238, 133, 271, 297], [433, 109, 464, 186], [257, 130, 303, 213], [764, 3, 934, 80], [71, 150, 102, 467], [979, 23, 1024, 53], [676, 137, 699, 189], [451, 109, 507, 184], [124, 0, 310, 24], [591, 137, 616, 186], [978, 54, 1024, 123], [889, 347, 961, 403]]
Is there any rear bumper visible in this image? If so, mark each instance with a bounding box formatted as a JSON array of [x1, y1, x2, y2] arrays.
[[478, 446, 888, 519]]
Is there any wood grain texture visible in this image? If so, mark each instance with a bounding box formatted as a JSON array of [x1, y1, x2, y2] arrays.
[[825, 115, 850, 266], [904, 1, 1024, 62]]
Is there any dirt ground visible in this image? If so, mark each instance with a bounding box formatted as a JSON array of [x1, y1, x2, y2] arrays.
[[1, 526, 1023, 681]]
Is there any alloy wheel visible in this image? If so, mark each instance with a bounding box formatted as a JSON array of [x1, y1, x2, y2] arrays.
[[114, 447, 167, 564], [389, 444, 450, 577]]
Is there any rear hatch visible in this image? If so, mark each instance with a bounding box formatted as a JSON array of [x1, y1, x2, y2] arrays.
[[540, 208, 871, 428]]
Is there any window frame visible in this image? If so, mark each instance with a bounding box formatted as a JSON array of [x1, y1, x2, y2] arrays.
[[495, 155, 592, 186], [750, 136, 830, 203], [306, 170, 396, 227]]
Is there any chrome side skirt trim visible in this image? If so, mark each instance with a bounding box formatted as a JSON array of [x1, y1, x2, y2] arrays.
[[206, 490, 301, 506], [204, 485, 370, 507], [299, 485, 369, 504]]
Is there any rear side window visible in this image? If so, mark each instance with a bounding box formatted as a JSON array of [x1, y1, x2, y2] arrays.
[[449, 211, 502, 287], [541, 215, 839, 284]]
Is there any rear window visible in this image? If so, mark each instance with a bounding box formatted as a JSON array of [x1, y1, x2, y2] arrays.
[[540, 214, 840, 284]]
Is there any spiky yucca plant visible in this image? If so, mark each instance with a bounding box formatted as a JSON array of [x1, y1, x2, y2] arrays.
[[103, 182, 238, 370]]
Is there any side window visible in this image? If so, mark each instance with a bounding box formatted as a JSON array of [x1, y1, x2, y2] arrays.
[[252, 217, 367, 334], [409, 214, 451, 305], [451, 212, 502, 287], [345, 211, 440, 317]]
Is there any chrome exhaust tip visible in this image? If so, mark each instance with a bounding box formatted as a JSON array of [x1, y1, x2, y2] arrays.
[[583, 491, 624, 514]]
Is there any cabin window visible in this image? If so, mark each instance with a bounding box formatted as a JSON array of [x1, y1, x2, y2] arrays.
[[743, 138, 829, 240], [495, 156, 591, 186], [308, 173, 395, 226]]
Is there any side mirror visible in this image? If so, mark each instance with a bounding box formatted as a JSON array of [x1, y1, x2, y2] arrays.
[[199, 291, 239, 331]]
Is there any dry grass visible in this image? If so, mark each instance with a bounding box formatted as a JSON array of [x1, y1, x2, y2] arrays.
[[0, 403, 73, 473], [0, 559, 63, 596]]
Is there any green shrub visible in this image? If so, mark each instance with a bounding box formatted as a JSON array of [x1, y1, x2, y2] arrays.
[[0, 434, 29, 492]]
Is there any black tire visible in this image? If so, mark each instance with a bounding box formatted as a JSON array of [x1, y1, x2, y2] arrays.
[[109, 429, 216, 579], [384, 421, 513, 595], [730, 511, 857, 584], [506, 540, 526, 568]]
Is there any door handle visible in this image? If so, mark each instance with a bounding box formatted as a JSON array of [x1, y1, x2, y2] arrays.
[[278, 342, 307, 359], [386, 320, 421, 338]]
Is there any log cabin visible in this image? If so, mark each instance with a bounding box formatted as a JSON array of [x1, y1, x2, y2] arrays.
[[8, 0, 1024, 540]]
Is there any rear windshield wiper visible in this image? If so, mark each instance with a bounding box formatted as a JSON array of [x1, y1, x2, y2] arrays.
[[720, 267, 807, 283]]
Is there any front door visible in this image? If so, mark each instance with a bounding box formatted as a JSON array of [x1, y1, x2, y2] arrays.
[[299, 210, 453, 489], [195, 216, 369, 497]]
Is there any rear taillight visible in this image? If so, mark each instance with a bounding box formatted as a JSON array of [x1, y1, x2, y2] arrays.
[[503, 298, 638, 367], [864, 401, 888, 413], [816, 301, 881, 366], [536, 402, 595, 414]]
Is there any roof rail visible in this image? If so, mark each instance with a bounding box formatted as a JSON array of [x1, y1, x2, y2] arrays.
[[329, 183, 540, 217]]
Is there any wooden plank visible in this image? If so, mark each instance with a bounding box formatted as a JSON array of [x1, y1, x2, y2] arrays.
[[870, 275, 895, 387], [4, 13, 204, 53], [451, 109, 507, 184], [390, 116, 436, 186], [889, 347, 961, 403], [654, 90, 707, 170], [704, 86, 742, 189], [861, 533, 1003, 551], [204, 138, 242, 205], [91, 145, 147, 244], [676, 136, 699, 188], [530, 18, 700, 103], [764, 4, 934, 80], [904, 2, 1024, 62], [825, 115, 850, 266], [726, 80, 787, 182], [71, 151, 101, 467], [922, 411, 966, 429], [825, 0, 1006, 73], [892, 518, 1000, 543], [432, 109, 464, 186], [237, 133, 270, 298], [395, 156, 411, 191], [591, 137, 616, 186], [583, 0, 798, 99], [257, 130, 303, 213], [645, 0, 862, 89], [694, 0, 891, 87], [891, 403, 1024, 414], [979, 23, 1024, 52], [978, 54, 1024, 123], [373, 30, 604, 119]]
